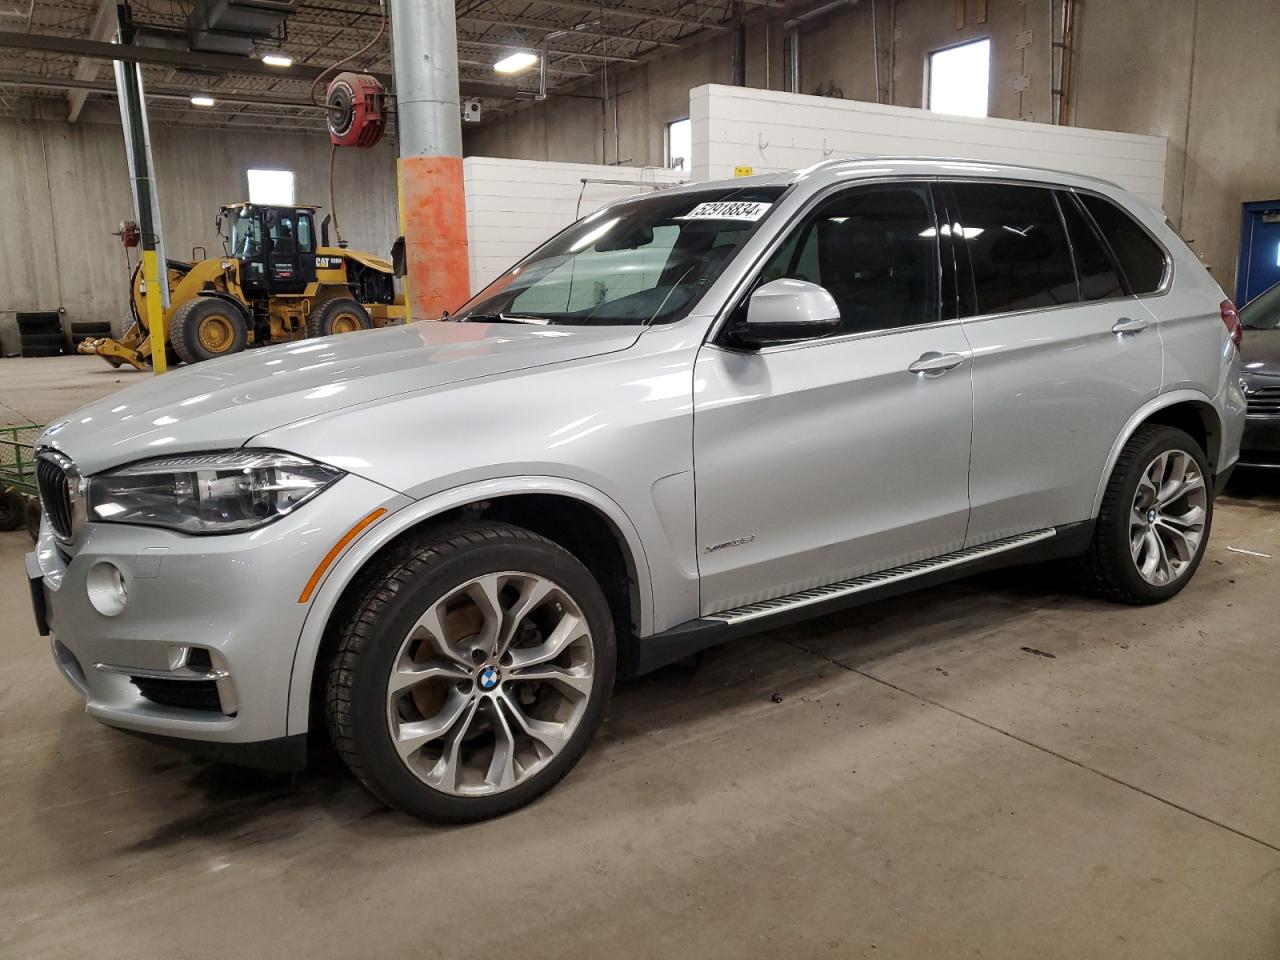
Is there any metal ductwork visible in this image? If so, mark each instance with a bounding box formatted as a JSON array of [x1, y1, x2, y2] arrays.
[[783, 0, 859, 30], [187, 0, 301, 56]]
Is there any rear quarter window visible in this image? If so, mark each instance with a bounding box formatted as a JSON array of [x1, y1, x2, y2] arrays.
[[1079, 194, 1168, 294]]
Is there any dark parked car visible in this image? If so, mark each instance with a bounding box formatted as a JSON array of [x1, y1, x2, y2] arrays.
[[1239, 281, 1280, 469]]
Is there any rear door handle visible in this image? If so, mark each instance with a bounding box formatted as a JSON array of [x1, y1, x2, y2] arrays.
[[908, 351, 967, 375], [1111, 316, 1150, 334]]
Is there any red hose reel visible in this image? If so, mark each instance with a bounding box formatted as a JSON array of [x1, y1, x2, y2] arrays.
[[325, 72, 386, 148]]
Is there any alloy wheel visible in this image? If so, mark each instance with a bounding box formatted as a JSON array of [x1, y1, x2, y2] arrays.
[[385, 572, 595, 797], [1129, 449, 1207, 586]]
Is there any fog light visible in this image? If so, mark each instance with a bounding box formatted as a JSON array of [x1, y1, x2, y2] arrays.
[[86, 561, 127, 617]]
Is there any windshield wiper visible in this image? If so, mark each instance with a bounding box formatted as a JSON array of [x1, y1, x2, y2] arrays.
[[456, 312, 551, 325]]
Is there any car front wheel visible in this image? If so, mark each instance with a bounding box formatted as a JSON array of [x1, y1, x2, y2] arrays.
[[325, 523, 615, 822]]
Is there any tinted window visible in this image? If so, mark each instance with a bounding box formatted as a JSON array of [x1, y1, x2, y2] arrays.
[[1057, 191, 1125, 301], [756, 184, 938, 334], [1080, 194, 1167, 294], [952, 183, 1078, 314]]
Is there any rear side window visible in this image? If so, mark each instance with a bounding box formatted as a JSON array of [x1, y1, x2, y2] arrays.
[[1079, 194, 1168, 294], [1057, 192, 1125, 301], [951, 183, 1078, 314]]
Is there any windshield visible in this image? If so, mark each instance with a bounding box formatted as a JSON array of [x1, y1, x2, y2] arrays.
[[1242, 281, 1280, 330], [455, 186, 787, 326], [229, 207, 263, 260]]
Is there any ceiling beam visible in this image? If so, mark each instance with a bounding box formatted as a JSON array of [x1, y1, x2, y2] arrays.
[[457, 12, 680, 48], [66, 0, 116, 124], [512, 0, 728, 31], [0, 69, 531, 107], [459, 36, 639, 63], [5, 31, 549, 101]]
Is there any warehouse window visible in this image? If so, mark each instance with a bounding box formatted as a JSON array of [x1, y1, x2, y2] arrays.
[[666, 118, 691, 170], [927, 39, 990, 118], [247, 168, 295, 206]]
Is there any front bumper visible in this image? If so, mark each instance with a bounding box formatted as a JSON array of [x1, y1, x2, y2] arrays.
[[1239, 416, 1280, 468], [27, 473, 406, 756]]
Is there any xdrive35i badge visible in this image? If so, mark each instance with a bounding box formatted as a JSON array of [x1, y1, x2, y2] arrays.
[[704, 535, 756, 554]]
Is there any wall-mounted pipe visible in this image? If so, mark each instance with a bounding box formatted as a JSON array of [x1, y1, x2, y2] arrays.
[[786, 27, 800, 92], [783, 0, 859, 31]]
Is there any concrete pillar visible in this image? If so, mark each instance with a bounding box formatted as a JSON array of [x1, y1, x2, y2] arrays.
[[390, 0, 470, 319]]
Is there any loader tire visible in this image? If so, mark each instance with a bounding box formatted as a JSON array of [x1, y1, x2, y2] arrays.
[[307, 298, 371, 339], [170, 297, 248, 365]]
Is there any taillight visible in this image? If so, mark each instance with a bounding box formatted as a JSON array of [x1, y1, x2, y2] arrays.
[[1221, 299, 1243, 348]]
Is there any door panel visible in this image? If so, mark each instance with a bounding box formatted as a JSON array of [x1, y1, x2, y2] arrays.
[[961, 303, 1162, 543], [946, 182, 1164, 545], [693, 329, 974, 613]]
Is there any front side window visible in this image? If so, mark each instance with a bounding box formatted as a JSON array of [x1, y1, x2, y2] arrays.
[[1079, 194, 1168, 294], [230, 208, 263, 260], [753, 183, 939, 335], [951, 182, 1078, 315], [458, 186, 785, 326]]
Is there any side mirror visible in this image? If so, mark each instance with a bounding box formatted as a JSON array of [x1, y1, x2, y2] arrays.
[[733, 278, 841, 348]]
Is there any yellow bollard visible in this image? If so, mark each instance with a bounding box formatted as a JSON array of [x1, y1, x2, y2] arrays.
[[140, 248, 167, 374]]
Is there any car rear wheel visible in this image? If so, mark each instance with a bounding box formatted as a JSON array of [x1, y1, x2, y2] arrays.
[[1078, 424, 1213, 604], [325, 523, 615, 822]]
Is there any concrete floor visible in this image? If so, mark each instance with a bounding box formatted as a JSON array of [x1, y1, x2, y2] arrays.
[[3, 357, 1280, 959]]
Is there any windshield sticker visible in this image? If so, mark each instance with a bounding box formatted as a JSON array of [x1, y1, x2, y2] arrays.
[[676, 201, 772, 222]]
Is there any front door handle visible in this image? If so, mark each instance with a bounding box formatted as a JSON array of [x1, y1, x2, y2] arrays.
[[1112, 316, 1151, 334], [908, 351, 967, 375]]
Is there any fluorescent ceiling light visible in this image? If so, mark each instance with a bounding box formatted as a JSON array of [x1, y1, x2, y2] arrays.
[[190, 95, 216, 107], [494, 51, 537, 74], [261, 52, 293, 67]]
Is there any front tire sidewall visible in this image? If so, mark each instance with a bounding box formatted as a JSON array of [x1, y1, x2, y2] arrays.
[[343, 537, 616, 822], [1103, 428, 1213, 603]]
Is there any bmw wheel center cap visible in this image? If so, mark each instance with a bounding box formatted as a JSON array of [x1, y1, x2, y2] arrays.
[[478, 665, 501, 691]]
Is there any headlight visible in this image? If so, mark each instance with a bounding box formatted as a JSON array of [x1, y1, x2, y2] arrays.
[[87, 450, 343, 534]]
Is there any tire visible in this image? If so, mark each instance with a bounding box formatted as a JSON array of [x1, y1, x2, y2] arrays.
[[21, 333, 67, 347], [325, 522, 616, 823], [70, 321, 112, 335], [20, 346, 62, 358], [169, 297, 249, 365], [1077, 424, 1213, 604], [307, 297, 372, 339], [25, 497, 41, 543], [0, 489, 23, 532]]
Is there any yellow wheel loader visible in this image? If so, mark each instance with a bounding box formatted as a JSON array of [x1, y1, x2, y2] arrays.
[[80, 203, 407, 370]]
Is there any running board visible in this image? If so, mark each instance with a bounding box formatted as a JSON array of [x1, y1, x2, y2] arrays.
[[624, 525, 1076, 677], [706, 528, 1057, 627]]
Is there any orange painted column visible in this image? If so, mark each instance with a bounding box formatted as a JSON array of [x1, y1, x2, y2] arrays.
[[398, 155, 470, 319]]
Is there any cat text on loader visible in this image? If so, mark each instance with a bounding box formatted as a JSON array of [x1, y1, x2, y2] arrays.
[[80, 203, 407, 370]]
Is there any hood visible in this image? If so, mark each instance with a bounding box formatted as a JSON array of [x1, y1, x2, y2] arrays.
[[1241, 329, 1280, 377], [41, 321, 641, 475]]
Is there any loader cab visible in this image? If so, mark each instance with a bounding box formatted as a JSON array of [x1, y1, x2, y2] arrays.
[[220, 203, 318, 296]]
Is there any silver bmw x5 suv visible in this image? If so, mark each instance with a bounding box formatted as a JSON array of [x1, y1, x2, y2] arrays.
[[26, 158, 1246, 822]]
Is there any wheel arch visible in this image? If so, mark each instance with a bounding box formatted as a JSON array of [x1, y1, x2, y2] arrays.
[[194, 289, 253, 323], [285, 476, 653, 736], [1090, 390, 1224, 517]]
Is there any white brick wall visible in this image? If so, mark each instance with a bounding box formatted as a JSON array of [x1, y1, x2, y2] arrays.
[[464, 157, 687, 292], [690, 85, 1168, 210]]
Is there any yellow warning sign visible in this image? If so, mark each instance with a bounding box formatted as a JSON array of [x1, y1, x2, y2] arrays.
[[733, 166, 754, 178]]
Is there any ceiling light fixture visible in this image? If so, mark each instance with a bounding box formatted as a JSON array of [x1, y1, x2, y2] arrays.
[[494, 51, 537, 74], [190, 95, 216, 107], [261, 52, 293, 67]]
